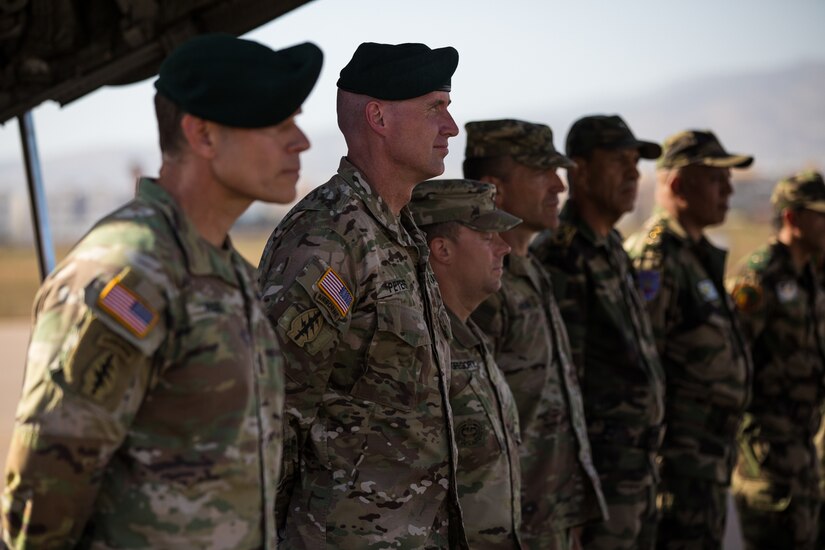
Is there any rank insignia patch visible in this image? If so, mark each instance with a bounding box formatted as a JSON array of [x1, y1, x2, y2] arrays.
[[317, 267, 353, 317], [97, 274, 158, 338]]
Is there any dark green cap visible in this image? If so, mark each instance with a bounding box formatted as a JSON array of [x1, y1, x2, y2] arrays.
[[657, 129, 754, 169], [155, 33, 323, 128], [410, 179, 521, 231], [771, 171, 825, 213], [337, 42, 458, 100], [464, 119, 575, 169], [566, 114, 661, 159]]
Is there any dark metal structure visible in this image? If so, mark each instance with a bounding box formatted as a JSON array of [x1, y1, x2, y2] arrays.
[[2, 0, 314, 278]]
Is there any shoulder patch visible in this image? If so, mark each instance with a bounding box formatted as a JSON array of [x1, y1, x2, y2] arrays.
[[551, 224, 577, 248], [776, 280, 799, 304], [317, 267, 354, 318], [96, 272, 159, 338], [287, 307, 325, 347], [697, 279, 720, 302], [637, 270, 661, 302], [732, 280, 764, 313]]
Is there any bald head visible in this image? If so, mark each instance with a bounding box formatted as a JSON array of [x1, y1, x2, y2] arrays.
[[337, 90, 373, 150]]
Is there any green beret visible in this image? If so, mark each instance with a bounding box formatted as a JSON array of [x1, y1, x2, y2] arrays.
[[155, 33, 323, 128], [409, 179, 521, 232], [566, 114, 661, 159], [657, 129, 753, 169], [337, 42, 458, 100]]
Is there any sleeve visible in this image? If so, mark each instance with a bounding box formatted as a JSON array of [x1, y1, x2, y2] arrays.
[[470, 290, 507, 357], [257, 226, 354, 526], [728, 271, 769, 345], [544, 244, 589, 381], [2, 260, 166, 549], [638, 258, 679, 357]]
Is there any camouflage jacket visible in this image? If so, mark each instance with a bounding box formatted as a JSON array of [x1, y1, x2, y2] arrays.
[[729, 241, 825, 502], [257, 158, 467, 549], [625, 210, 752, 484], [472, 252, 607, 545], [531, 200, 665, 485], [447, 310, 522, 549], [2, 178, 283, 549]]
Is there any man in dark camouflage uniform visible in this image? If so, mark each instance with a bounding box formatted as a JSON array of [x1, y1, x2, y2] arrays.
[[410, 178, 524, 549], [2, 34, 321, 548], [625, 129, 754, 549], [532, 114, 666, 550], [728, 171, 825, 549], [462, 119, 607, 549], [257, 43, 468, 548]]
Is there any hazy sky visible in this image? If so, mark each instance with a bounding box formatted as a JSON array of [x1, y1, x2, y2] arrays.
[[1, 0, 823, 166]]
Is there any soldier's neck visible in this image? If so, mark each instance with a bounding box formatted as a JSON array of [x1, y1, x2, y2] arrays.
[[669, 205, 705, 242], [346, 153, 420, 216], [777, 228, 811, 272], [573, 197, 617, 238], [501, 227, 534, 257]]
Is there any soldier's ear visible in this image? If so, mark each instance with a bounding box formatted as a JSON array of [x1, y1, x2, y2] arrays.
[[365, 100, 387, 134], [429, 236, 453, 265], [181, 114, 217, 158]]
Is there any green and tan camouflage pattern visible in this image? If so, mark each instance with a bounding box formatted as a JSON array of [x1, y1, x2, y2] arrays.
[[728, 241, 825, 548], [656, 129, 753, 169], [472, 252, 607, 549], [1, 178, 283, 548], [410, 179, 521, 232], [532, 200, 666, 549], [446, 310, 522, 549], [257, 158, 468, 549], [771, 170, 825, 213], [625, 210, 752, 485], [464, 119, 575, 169]]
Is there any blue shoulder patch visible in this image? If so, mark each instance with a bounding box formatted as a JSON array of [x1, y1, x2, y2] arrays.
[[637, 270, 661, 302]]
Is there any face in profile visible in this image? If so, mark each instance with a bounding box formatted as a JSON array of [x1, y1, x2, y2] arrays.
[[448, 225, 511, 301], [499, 163, 566, 232], [575, 147, 641, 223], [679, 165, 734, 229]]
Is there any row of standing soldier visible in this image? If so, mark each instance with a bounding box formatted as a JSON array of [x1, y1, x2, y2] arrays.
[[2, 33, 825, 550]]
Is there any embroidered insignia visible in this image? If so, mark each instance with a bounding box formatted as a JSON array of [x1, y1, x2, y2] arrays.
[[82, 353, 118, 401], [776, 280, 799, 304], [317, 267, 354, 317], [732, 281, 763, 313], [381, 279, 408, 295], [97, 274, 158, 338], [287, 308, 324, 347], [451, 360, 478, 371], [456, 419, 484, 447], [637, 270, 661, 302], [697, 279, 719, 302]]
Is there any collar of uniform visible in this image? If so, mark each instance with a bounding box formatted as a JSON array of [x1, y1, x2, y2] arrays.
[[137, 178, 242, 287], [770, 239, 809, 278], [560, 199, 609, 247], [504, 252, 531, 276], [446, 307, 482, 349]]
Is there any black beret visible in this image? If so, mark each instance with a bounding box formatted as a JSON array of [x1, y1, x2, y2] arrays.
[[155, 33, 323, 128], [337, 42, 458, 100]]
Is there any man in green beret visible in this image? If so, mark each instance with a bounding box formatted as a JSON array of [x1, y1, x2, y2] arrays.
[[1, 33, 322, 548], [257, 42, 469, 548], [624, 129, 754, 549], [462, 119, 607, 549], [532, 114, 666, 550], [409, 178, 524, 549], [727, 171, 825, 549]]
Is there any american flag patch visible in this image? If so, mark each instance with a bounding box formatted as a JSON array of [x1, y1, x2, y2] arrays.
[[97, 276, 158, 338], [317, 267, 353, 317]]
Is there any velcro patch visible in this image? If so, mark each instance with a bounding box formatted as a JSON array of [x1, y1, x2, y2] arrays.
[[697, 279, 720, 302], [451, 360, 479, 371], [732, 281, 764, 313], [97, 273, 158, 338], [287, 307, 325, 348], [637, 270, 661, 302], [317, 267, 353, 317]]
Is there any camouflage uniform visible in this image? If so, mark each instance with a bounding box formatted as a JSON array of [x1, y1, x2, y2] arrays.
[[625, 210, 752, 548], [447, 310, 523, 549], [257, 158, 466, 549], [472, 252, 607, 549], [2, 178, 283, 548], [532, 200, 666, 550], [728, 172, 825, 549]]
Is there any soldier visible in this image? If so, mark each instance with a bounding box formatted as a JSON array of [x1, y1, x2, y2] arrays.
[[728, 171, 825, 549], [625, 129, 754, 549], [531, 114, 666, 550], [462, 119, 607, 549], [1, 34, 321, 548], [257, 42, 468, 548], [409, 178, 523, 548]]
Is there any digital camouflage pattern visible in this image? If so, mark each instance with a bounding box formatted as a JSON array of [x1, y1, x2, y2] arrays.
[[409, 179, 521, 232], [532, 200, 665, 550], [2, 179, 283, 549], [656, 129, 753, 170], [464, 119, 575, 169], [625, 209, 752, 549], [257, 158, 467, 549], [729, 240, 825, 549], [472, 252, 607, 550], [770, 170, 825, 213], [446, 310, 523, 549]]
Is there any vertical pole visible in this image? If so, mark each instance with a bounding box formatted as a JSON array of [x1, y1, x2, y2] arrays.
[[18, 111, 55, 281]]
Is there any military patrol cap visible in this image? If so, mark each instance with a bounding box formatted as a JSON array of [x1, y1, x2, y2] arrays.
[[337, 42, 458, 100], [155, 33, 323, 128], [658, 130, 754, 169], [566, 114, 661, 159], [464, 119, 575, 169], [410, 179, 521, 232], [771, 171, 825, 213]]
